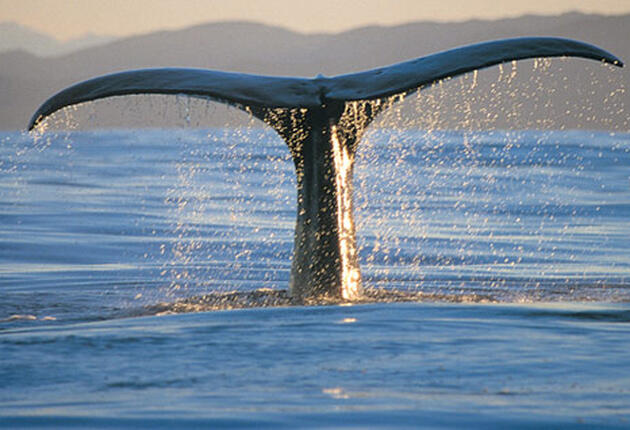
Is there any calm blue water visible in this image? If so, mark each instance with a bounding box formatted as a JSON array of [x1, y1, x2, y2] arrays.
[[1, 128, 630, 428]]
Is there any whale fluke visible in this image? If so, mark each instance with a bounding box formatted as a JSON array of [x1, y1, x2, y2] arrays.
[[28, 37, 622, 131], [27, 37, 623, 302], [322, 37, 623, 101]]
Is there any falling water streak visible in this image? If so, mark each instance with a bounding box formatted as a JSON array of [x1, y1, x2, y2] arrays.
[[508, 60, 518, 84], [163, 134, 201, 297], [330, 125, 361, 300], [351, 57, 629, 299]]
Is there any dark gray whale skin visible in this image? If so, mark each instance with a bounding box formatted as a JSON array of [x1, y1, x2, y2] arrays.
[[28, 37, 623, 302]]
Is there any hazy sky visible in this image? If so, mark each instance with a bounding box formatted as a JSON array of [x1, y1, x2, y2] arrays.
[[1, 0, 629, 40]]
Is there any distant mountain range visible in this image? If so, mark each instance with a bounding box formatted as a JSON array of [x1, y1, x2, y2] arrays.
[[1, 13, 628, 130], [0, 22, 116, 57]]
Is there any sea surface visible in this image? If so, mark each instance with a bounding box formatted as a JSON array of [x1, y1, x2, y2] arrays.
[[1, 128, 630, 428]]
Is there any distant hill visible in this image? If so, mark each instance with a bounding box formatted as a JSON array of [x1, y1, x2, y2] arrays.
[[1, 13, 628, 130], [0, 22, 116, 57]]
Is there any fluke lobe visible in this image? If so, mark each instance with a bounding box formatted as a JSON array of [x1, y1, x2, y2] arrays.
[[28, 37, 623, 302]]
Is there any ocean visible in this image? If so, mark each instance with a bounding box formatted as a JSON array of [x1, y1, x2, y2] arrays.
[[1, 127, 629, 428]]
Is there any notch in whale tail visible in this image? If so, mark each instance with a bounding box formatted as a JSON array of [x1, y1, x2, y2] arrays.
[[27, 37, 623, 302]]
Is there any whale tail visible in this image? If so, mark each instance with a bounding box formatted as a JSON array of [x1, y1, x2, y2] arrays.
[[27, 37, 623, 301]]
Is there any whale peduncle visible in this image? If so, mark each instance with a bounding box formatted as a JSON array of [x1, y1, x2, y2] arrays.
[[256, 101, 381, 301]]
